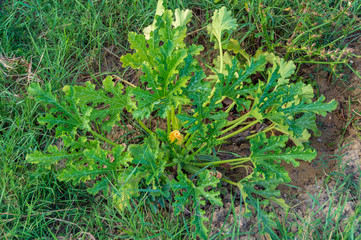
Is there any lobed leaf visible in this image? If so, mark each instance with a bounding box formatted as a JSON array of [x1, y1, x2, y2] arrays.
[[129, 136, 165, 185], [29, 83, 91, 137], [172, 171, 222, 239], [26, 145, 82, 169], [66, 76, 135, 132], [207, 6, 238, 44]]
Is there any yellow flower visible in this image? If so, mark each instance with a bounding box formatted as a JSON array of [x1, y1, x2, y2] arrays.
[[169, 130, 183, 145]]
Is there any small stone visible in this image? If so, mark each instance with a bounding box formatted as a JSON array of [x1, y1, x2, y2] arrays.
[[291, 225, 298, 233], [224, 193, 232, 202], [300, 204, 307, 212], [323, 207, 330, 215], [234, 206, 241, 215]]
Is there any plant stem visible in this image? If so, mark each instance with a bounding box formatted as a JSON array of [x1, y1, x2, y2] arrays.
[[218, 120, 259, 141], [222, 116, 255, 135], [191, 157, 250, 167], [192, 143, 207, 156], [178, 105, 182, 129], [171, 105, 177, 130], [225, 101, 236, 113], [230, 164, 251, 170], [165, 162, 178, 168], [167, 110, 171, 134], [89, 129, 118, 147], [183, 132, 191, 142], [294, 60, 345, 64], [220, 178, 238, 186], [202, 38, 224, 108], [218, 39, 224, 74], [184, 133, 194, 148], [182, 133, 195, 154], [138, 120, 154, 136], [115, 76, 137, 88], [244, 123, 276, 140], [225, 111, 251, 126], [346, 63, 361, 80]]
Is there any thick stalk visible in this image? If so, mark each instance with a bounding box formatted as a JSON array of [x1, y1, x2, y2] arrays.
[[183, 132, 191, 142], [89, 129, 118, 147], [220, 178, 238, 186], [167, 110, 171, 134], [222, 116, 255, 135], [171, 105, 177, 130], [165, 162, 178, 168], [184, 133, 195, 148], [138, 120, 154, 136], [191, 143, 207, 156], [230, 164, 251, 170], [218, 38, 224, 74], [294, 60, 345, 64], [182, 164, 203, 175], [218, 120, 259, 141], [190, 157, 250, 167], [244, 123, 276, 140], [225, 101, 236, 113], [202, 39, 224, 108], [225, 111, 251, 126], [177, 105, 182, 129], [181, 133, 195, 155]]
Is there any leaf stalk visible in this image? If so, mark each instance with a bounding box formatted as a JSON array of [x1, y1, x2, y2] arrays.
[[89, 129, 118, 147]]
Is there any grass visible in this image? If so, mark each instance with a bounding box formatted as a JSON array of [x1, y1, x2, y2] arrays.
[[1, 0, 361, 238]]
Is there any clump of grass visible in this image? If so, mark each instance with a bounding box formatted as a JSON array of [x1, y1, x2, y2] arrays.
[[228, 0, 361, 79], [271, 150, 361, 239]]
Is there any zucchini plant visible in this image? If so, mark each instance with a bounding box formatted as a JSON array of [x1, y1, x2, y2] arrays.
[[26, 1, 337, 238]]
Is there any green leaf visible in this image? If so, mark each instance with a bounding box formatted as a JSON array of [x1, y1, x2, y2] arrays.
[[131, 50, 191, 119], [238, 176, 282, 231], [122, 16, 200, 119], [121, 32, 153, 69], [290, 113, 320, 137], [235, 132, 316, 225], [207, 6, 238, 44], [257, 51, 296, 84], [224, 39, 250, 62], [250, 132, 316, 169], [58, 145, 132, 184], [251, 60, 337, 145], [178, 70, 227, 149], [173, 9, 192, 28], [28, 83, 91, 137], [143, 0, 165, 40], [171, 171, 222, 239], [26, 145, 82, 169], [212, 57, 267, 111], [129, 136, 165, 185], [281, 95, 337, 117], [66, 76, 135, 132], [87, 178, 109, 195], [113, 170, 144, 212]]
